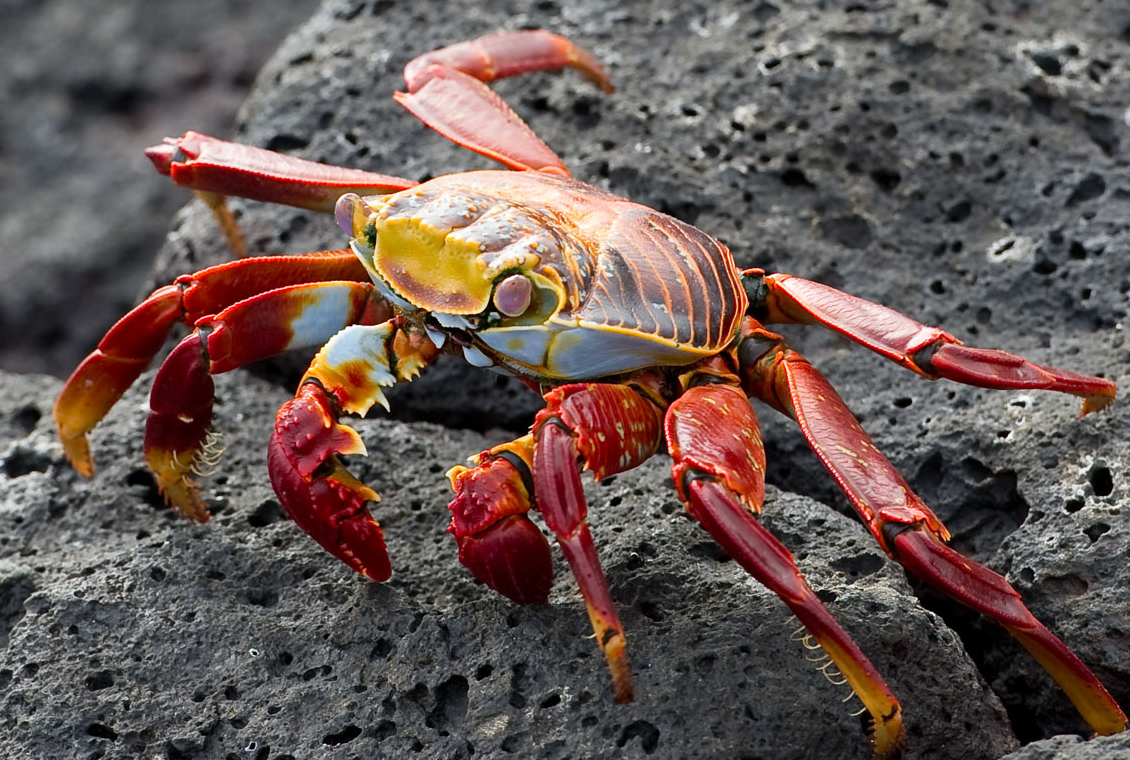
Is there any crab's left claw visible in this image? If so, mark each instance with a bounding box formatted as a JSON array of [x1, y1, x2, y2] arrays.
[[268, 381, 391, 581]]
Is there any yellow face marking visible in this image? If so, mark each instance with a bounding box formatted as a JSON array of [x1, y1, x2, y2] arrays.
[[375, 216, 494, 314]]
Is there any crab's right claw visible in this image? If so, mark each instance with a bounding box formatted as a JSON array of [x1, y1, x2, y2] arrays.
[[268, 382, 391, 581]]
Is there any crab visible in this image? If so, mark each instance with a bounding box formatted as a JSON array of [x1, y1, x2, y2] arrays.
[[52, 30, 1126, 753]]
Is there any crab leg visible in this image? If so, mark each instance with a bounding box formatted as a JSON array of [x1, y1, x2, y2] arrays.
[[446, 435, 553, 605], [665, 382, 903, 754], [739, 326, 1128, 736], [531, 381, 667, 703], [145, 131, 418, 255], [53, 250, 369, 477], [143, 279, 388, 521], [269, 320, 439, 580], [395, 30, 612, 175], [751, 270, 1116, 415]]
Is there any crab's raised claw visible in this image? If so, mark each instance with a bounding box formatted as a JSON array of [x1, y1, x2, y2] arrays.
[[270, 321, 439, 580], [141, 275, 383, 520], [447, 436, 552, 605], [754, 271, 1117, 415], [666, 382, 903, 754], [740, 327, 1127, 737], [395, 30, 612, 175], [532, 381, 666, 703]]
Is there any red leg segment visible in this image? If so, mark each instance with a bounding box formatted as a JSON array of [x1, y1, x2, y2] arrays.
[[142, 279, 386, 520], [146, 132, 417, 213], [739, 327, 1128, 736], [531, 381, 666, 703], [54, 250, 369, 477], [446, 435, 553, 605], [756, 270, 1116, 415], [402, 30, 613, 94], [395, 31, 612, 175], [666, 383, 903, 754]]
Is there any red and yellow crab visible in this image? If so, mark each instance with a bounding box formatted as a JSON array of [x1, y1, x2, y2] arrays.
[[52, 30, 1126, 752]]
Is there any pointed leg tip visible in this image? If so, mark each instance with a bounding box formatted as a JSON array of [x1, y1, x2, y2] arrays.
[[60, 434, 95, 477], [601, 629, 634, 704], [1080, 391, 1115, 417], [869, 706, 904, 756]]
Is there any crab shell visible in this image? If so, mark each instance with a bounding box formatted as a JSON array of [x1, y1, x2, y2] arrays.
[[337, 170, 748, 381]]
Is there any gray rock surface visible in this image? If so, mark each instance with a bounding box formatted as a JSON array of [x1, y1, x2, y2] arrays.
[[2, 0, 1129, 758]]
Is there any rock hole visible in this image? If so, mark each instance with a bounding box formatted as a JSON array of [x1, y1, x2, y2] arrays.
[[322, 724, 362, 746], [617, 719, 660, 753], [247, 500, 285, 527], [428, 675, 469, 728], [1089, 466, 1113, 497], [1083, 523, 1110, 543], [12, 405, 41, 435], [2, 446, 51, 478], [1065, 173, 1106, 206], [87, 722, 118, 741], [85, 670, 115, 691]]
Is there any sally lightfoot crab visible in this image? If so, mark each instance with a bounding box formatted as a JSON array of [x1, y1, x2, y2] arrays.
[[53, 30, 1126, 752]]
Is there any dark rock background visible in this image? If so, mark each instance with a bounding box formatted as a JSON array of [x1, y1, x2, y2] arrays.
[[2, 0, 1129, 758]]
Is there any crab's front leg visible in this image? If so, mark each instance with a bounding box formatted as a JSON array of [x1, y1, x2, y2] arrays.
[[146, 132, 417, 255], [449, 380, 667, 702], [529, 381, 669, 703], [53, 250, 370, 482], [738, 323, 1127, 737], [665, 378, 903, 754], [269, 320, 439, 580]]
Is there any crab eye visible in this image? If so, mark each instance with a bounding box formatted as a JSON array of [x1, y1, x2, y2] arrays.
[[493, 274, 532, 317]]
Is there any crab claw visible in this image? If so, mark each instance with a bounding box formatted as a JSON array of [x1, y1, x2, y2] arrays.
[[268, 382, 391, 581], [447, 450, 553, 605]]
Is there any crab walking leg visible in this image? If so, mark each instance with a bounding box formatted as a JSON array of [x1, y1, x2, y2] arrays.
[[269, 320, 439, 581], [750, 270, 1116, 415], [739, 329, 1128, 736], [145, 131, 418, 254], [53, 250, 370, 477], [395, 31, 612, 175], [402, 30, 613, 94], [665, 383, 903, 754], [446, 435, 554, 605], [143, 279, 388, 521], [531, 381, 667, 703]]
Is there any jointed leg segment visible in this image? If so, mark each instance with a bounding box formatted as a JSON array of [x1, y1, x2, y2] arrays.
[[738, 321, 1127, 736]]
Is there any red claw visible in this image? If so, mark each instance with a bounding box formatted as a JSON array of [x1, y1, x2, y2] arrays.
[[447, 453, 553, 605], [268, 382, 391, 581]]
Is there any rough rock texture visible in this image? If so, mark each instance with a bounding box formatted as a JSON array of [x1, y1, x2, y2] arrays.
[[2, 0, 1129, 758]]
